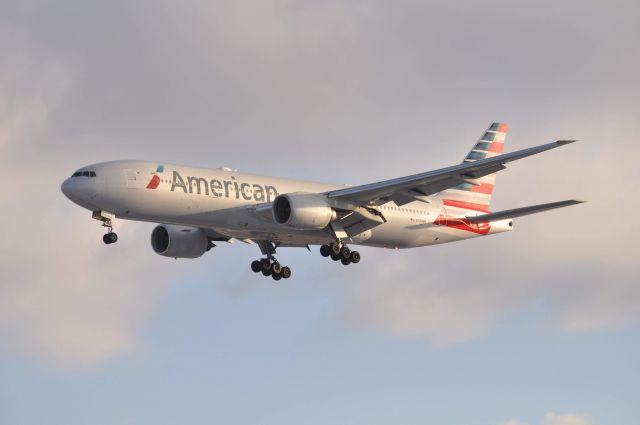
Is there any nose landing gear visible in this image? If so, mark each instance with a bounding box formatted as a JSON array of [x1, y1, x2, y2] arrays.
[[320, 243, 360, 266], [102, 232, 118, 244], [93, 210, 118, 245]]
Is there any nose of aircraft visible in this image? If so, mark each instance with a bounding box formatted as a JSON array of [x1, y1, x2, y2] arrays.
[[60, 177, 75, 200], [61, 168, 109, 211]]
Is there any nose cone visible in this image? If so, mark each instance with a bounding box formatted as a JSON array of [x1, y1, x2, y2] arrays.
[[61, 178, 75, 200], [61, 171, 105, 211]]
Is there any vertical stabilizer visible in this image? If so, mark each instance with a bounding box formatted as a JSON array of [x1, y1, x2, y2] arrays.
[[435, 122, 507, 212]]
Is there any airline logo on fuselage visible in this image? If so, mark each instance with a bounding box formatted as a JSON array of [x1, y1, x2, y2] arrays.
[[158, 170, 279, 202]]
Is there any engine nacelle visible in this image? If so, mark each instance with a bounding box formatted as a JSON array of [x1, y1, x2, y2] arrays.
[[151, 225, 210, 259], [272, 193, 336, 230]]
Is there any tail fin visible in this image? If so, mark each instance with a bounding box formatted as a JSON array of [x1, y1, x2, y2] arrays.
[[435, 122, 508, 212]]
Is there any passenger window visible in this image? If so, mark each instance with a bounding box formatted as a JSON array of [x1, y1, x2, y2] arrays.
[[89, 171, 96, 177], [72, 172, 82, 177]]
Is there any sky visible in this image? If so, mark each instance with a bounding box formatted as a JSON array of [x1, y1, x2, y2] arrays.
[[1, 0, 639, 424]]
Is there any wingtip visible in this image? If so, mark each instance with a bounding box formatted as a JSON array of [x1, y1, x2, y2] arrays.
[[556, 139, 578, 145]]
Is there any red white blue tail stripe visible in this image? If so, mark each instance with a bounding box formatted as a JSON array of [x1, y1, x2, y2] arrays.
[[436, 122, 508, 213]]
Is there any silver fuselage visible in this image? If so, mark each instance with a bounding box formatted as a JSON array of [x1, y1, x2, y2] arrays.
[[61, 160, 512, 249]]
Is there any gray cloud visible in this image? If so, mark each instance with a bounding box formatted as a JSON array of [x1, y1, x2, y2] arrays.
[[501, 412, 594, 425], [1, 0, 639, 366]]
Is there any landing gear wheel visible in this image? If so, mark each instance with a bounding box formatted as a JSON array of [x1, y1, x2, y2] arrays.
[[320, 245, 331, 257], [103, 234, 111, 244], [103, 233, 118, 244], [330, 252, 340, 261], [340, 246, 351, 259], [350, 251, 361, 264], [281, 266, 291, 279], [271, 263, 282, 275], [272, 272, 282, 281], [341, 257, 351, 265], [261, 259, 272, 276], [251, 260, 262, 273], [330, 243, 341, 256]]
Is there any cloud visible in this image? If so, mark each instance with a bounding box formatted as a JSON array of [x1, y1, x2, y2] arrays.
[[341, 144, 640, 344], [342, 250, 527, 345], [1, 0, 639, 367], [500, 412, 593, 425], [0, 33, 180, 368], [541, 413, 593, 425]]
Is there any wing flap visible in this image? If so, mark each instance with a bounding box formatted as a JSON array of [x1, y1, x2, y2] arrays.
[[466, 200, 584, 223]]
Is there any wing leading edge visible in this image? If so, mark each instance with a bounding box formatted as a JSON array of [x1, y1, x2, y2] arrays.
[[327, 140, 577, 206]]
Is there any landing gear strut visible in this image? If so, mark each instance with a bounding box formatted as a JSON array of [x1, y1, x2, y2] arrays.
[[93, 211, 118, 245], [320, 242, 360, 266], [251, 241, 292, 281]]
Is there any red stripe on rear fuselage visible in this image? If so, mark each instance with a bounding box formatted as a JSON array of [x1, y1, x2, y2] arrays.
[[433, 215, 491, 235]]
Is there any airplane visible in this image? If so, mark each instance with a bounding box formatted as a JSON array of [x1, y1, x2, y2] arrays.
[[61, 123, 583, 280]]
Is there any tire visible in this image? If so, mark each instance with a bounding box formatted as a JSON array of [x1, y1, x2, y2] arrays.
[[272, 272, 282, 281], [271, 263, 282, 275], [103, 234, 111, 244], [341, 257, 351, 265], [340, 246, 351, 259], [281, 266, 291, 279], [330, 252, 340, 261], [320, 245, 330, 257], [261, 259, 272, 276], [108, 233, 118, 243], [251, 260, 261, 273], [330, 243, 341, 255], [350, 251, 361, 264]]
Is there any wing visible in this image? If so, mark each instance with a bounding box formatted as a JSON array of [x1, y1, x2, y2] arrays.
[[327, 140, 577, 206]]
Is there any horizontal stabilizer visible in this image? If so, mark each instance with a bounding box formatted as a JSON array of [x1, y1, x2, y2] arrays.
[[466, 200, 584, 223]]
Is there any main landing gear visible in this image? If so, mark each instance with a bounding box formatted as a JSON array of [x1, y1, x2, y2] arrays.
[[251, 240, 292, 281], [250, 258, 292, 281], [320, 243, 360, 266], [93, 211, 118, 245]]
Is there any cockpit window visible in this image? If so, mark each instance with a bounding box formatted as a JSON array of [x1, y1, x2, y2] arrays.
[[72, 171, 97, 177]]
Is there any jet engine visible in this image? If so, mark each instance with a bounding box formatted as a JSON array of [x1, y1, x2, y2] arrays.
[[150, 225, 211, 259], [272, 193, 337, 230]]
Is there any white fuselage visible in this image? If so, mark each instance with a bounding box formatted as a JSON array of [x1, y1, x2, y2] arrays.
[[61, 160, 512, 249]]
